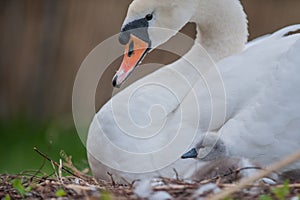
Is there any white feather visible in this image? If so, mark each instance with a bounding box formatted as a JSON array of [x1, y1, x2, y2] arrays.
[[87, 0, 300, 182]]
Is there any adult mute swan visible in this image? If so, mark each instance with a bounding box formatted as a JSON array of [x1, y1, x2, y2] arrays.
[[87, 0, 300, 183]]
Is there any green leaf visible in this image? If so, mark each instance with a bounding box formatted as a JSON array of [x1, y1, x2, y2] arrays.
[[25, 186, 32, 192], [259, 194, 272, 200], [12, 179, 25, 197], [272, 180, 290, 200], [2, 194, 11, 200], [55, 188, 67, 197], [101, 191, 112, 200]]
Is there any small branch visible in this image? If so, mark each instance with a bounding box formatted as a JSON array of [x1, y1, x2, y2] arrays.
[[275, 183, 300, 188], [199, 166, 263, 184], [60, 150, 89, 178], [129, 179, 139, 189], [120, 177, 132, 186], [51, 160, 59, 180], [34, 147, 86, 181], [107, 172, 116, 187], [59, 159, 63, 183], [209, 150, 300, 200], [173, 168, 180, 180]]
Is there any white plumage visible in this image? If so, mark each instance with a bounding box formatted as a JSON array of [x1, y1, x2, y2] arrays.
[[87, 0, 300, 183]]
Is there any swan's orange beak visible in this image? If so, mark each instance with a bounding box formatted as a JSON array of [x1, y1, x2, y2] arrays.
[[112, 34, 149, 88]]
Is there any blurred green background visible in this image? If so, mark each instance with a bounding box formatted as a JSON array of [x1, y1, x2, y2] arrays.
[[0, 0, 299, 174]]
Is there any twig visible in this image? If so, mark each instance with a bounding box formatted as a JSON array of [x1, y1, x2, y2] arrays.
[[120, 177, 132, 186], [33, 147, 86, 181], [18, 169, 48, 177], [60, 150, 90, 178], [30, 155, 47, 182], [129, 179, 139, 189], [51, 160, 59, 180], [275, 183, 300, 188], [199, 166, 263, 184], [59, 159, 63, 183], [153, 184, 197, 191], [173, 168, 180, 180], [107, 172, 116, 187], [209, 150, 300, 200]]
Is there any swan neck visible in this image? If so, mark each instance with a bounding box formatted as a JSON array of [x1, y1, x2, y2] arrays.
[[191, 0, 248, 61]]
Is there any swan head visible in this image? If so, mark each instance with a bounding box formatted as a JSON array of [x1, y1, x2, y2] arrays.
[[112, 0, 197, 87], [181, 133, 227, 161]]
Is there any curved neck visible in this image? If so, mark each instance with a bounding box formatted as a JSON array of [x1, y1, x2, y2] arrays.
[[167, 0, 249, 131], [190, 0, 248, 61], [172, 0, 248, 79], [168, 0, 248, 89]]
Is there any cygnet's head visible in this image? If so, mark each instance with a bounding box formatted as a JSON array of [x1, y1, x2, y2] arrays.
[[181, 133, 227, 161], [113, 0, 197, 87]]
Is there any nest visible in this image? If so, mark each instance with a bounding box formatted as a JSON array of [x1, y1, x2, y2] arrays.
[[1, 172, 300, 199], [1, 148, 300, 199]]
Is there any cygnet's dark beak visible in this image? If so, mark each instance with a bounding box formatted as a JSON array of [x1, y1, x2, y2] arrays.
[[181, 148, 198, 159]]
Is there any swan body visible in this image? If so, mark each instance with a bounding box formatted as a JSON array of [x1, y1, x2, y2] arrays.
[[190, 33, 300, 171], [220, 35, 300, 164], [87, 0, 300, 183]]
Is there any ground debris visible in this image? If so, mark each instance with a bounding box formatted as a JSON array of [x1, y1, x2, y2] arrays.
[[2, 149, 299, 199], [1, 173, 300, 200], [0, 174, 99, 199]]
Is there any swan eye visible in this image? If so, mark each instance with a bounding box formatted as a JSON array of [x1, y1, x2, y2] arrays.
[[145, 14, 153, 21]]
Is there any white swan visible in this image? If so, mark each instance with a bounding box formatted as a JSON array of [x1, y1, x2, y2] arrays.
[[87, 0, 300, 183]]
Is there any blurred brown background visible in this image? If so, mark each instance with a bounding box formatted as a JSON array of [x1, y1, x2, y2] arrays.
[[0, 0, 300, 120], [0, 0, 299, 174]]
